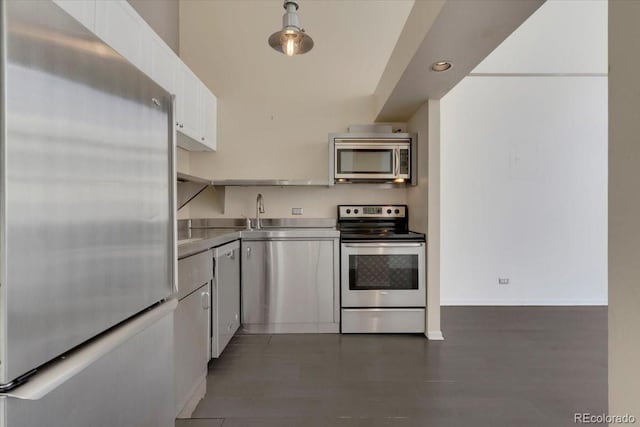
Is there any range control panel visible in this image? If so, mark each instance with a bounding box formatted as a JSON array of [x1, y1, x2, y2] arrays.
[[338, 205, 406, 219]]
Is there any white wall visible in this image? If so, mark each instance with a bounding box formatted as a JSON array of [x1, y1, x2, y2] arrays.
[[407, 101, 442, 338], [186, 185, 407, 219], [407, 103, 429, 234], [440, 0, 607, 305], [609, 0, 640, 416], [127, 0, 179, 53]]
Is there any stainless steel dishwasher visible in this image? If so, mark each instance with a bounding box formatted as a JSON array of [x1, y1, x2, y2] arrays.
[[240, 229, 340, 333], [212, 240, 241, 358]]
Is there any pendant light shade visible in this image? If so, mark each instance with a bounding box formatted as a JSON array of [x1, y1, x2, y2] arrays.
[[268, 1, 314, 56]]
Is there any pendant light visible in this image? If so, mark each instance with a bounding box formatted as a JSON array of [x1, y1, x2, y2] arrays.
[[268, 1, 314, 56]]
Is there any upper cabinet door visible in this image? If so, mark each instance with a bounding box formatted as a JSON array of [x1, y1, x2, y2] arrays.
[[53, 0, 96, 31], [175, 74, 217, 152], [95, 1, 149, 73], [201, 86, 217, 151], [150, 35, 177, 94], [175, 65, 201, 142]]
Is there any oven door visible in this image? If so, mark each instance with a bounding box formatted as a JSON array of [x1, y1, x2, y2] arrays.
[[341, 242, 425, 307]]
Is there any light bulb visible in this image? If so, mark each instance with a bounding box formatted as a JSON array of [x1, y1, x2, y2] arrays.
[[281, 30, 300, 56], [285, 37, 296, 56]]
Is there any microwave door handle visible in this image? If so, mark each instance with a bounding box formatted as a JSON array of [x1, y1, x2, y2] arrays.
[[394, 147, 400, 177]]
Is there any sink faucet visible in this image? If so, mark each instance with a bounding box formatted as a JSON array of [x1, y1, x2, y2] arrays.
[[255, 193, 265, 230]]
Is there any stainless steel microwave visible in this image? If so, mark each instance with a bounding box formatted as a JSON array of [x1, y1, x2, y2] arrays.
[[329, 133, 417, 184]]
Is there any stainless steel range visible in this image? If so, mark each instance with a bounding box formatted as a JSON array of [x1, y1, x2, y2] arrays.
[[338, 205, 426, 333]]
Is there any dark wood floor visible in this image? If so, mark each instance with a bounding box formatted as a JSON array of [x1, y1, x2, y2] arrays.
[[177, 306, 607, 427]]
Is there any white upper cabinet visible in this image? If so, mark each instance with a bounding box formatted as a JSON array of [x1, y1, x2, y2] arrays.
[[53, 0, 96, 31], [176, 65, 201, 142], [95, 1, 149, 73], [175, 67, 216, 152], [150, 35, 178, 94], [54, 0, 217, 152], [201, 85, 217, 151]]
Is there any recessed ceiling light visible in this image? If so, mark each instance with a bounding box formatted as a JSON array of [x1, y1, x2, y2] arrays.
[[431, 61, 452, 72]]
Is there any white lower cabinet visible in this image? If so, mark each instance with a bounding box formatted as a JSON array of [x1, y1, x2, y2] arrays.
[[174, 282, 210, 417], [175, 250, 213, 418]]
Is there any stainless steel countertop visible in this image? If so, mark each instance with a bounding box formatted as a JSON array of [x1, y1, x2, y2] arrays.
[[178, 229, 243, 259], [178, 227, 340, 258]]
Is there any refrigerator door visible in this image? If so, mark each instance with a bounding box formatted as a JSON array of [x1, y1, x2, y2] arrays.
[[0, 1, 175, 385], [0, 300, 177, 427]]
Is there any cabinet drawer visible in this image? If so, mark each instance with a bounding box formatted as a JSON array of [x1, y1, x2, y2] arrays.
[[341, 309, 425, 333], [178, 250, 212, 300]]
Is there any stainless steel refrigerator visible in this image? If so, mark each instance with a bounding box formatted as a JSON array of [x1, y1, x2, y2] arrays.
[[0, 1, 177, 426]]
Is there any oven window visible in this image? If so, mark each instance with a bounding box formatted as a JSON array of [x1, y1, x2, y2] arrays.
[[348, 254, 419, 290], [336, 149, 393, 174]]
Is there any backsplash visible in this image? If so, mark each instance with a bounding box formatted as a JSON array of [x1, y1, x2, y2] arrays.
[[184, 184, 409, 219]]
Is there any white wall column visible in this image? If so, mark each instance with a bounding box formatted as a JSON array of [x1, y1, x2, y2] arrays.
[[427, 99, 442, 339], [608, 0, 640, 416]]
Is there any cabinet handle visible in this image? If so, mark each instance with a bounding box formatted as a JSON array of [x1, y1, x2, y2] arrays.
[[201, 291, 210, 309], [246, 247, 251, 258], [226, 250, 235, 260], [201, 137, 205, 141]]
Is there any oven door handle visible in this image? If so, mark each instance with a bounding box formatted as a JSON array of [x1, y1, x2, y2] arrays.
[[342, 243, 424, 248]]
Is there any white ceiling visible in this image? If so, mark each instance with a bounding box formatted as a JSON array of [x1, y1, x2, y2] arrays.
[[375, 0, 545, 121], [181, 0, 547, 124], [180, 0, 414, 102]]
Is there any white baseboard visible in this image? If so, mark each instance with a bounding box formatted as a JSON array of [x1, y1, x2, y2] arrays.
[[426, 330, 444, 340], [440, 299, 608, 306]]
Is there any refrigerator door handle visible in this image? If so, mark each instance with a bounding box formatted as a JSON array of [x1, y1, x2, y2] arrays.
[[0, 299, 178, 401], [170, 94, 178, 296]]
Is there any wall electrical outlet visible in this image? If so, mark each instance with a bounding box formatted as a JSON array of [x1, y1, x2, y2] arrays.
[[292, 208, 303, 215], [498, 278, 510, 285]]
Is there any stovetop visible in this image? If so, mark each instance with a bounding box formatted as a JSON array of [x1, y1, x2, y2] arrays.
[[337, 205, 424, 242]]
